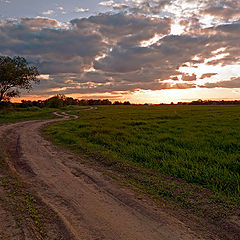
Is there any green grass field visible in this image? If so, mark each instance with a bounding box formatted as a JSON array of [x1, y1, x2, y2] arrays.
[[0, 107, 58, 124], [45, 105, 240, 205]]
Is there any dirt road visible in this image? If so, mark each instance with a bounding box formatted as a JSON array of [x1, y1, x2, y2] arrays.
[[0, 112, 207, 240]]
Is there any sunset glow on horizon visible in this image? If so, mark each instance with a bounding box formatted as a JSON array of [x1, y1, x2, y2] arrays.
[[0, 0, 239, 103]]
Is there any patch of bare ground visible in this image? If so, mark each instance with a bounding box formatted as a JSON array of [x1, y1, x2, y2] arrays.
[[0, 136, 73, 240], [0, 111, 239, 239]]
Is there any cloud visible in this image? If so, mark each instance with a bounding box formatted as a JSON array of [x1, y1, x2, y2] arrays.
[[42, 10, 54, 15], [113, 3, 129, 9], [171, 76, 179, 80], [0, 7, 239, 98], [0, 0, 10, 3], [201, 77, 240, 88], [200, 73, 217, 79], [57, 7, 64, 11], [74, 8, 89, 13], [0, 17, 105, 65], [71, 13, 171, 46], [214, 21, 240, 36], [93, 33, 208, 80], [130, 0, 172, 14], [20, 17, 61, 28], [200, 1, 240, 20], [99, 1, 114, 7], [32, 71, 196, 96], [181, 73, 197, 81], [110, 0, 173, 14]]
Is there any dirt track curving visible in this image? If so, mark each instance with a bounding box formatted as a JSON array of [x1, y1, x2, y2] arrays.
[[0, 111, 211, 240]]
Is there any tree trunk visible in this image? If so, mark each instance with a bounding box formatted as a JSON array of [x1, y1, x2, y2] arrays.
[[0, 90, 5, 102]]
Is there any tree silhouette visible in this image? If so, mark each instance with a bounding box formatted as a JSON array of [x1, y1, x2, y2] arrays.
[[0, 56, 39, 102]]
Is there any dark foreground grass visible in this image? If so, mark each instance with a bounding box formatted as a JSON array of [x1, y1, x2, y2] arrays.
[[45, 105, 240, 205], [0, 107, 58, 124]]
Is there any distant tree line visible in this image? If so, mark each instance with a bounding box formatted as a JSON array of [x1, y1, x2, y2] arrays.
[[1, 94, 131, 109], [177, 99, 240, 105], [2, 94, 240, 110]]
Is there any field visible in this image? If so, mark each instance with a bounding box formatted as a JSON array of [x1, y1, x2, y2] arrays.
[[1, 104, 240, 238], [0, 107, 58, 124], [45, 105, 240, 206]]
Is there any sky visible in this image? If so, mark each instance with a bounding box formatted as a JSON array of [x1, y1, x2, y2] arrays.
[[0, 0, 239, 103]]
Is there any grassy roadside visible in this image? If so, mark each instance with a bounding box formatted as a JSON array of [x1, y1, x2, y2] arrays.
[[0, 107, 59, 124], [44, 105, 240, 239]]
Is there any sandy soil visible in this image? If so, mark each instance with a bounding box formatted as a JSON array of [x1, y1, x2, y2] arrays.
[[0, 111, 214, 239]]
